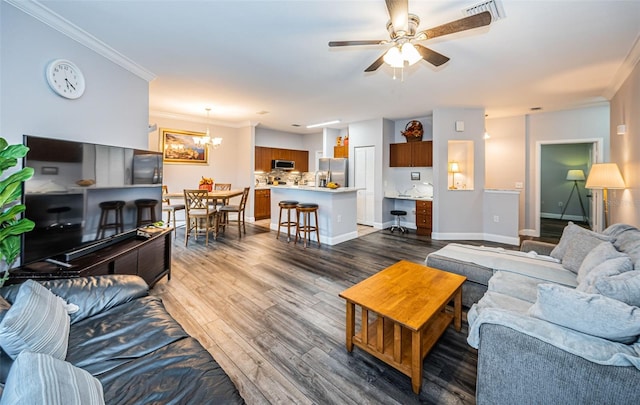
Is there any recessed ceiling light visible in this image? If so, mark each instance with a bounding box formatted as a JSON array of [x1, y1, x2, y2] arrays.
[[530, 107, 543, 111], [306, 120, 341, 129], [291, 124, 301, 127], [256, 110, 269, 115]]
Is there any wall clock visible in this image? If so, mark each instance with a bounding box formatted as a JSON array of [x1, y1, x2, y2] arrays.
[[46, 59, 85, 99]]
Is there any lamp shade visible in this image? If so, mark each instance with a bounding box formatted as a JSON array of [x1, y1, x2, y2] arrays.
[[448, 162, 460, 173], [585, 163, 625, 189], [566, 169, 586, 181], [383, 46, 403, 68]]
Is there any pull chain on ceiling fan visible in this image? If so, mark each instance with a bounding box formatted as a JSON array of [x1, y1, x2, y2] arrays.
[[329, 0, 492, 75]]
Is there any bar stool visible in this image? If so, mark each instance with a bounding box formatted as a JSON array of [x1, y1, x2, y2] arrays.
[[135, 199, 159, 227], [295, 203, 320, 248], [96, 200, 125, 239], [276, 200, 299, 242], [46, 206, 71, 230], [390, 210, 408, 234]]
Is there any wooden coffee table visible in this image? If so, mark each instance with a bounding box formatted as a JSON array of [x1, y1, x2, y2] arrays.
[[339, 260, 466, 394]]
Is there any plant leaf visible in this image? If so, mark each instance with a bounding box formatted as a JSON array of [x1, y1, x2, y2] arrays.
[[0, 167, 34, 206], [0, 139, 7, 152], [0, 235, 21, 265], [0, 218, 35, 242], [0, 204, 26, 223], [0, 157, 17, 172], [0, 144, 29, 160]]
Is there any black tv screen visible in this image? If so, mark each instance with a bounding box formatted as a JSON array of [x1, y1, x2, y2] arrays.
[[21, 135, 163, 265]]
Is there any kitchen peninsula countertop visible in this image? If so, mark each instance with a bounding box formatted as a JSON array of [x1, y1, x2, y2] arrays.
[[269, 185, 359, 193]]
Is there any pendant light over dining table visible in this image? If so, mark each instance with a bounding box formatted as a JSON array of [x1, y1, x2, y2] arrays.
[[194, 107, 222, 149]]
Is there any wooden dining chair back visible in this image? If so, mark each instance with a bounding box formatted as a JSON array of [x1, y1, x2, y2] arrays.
[[212, 183, 233, 210], [183, 189, 217, 246], [162, 185, 185, 232], [218, 187, 250, 237]]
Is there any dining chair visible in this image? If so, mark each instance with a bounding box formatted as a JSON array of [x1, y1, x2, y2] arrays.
[[183, 189, 218, 246], [162, 185, 185, 232], [218, 187, 250, 237], [212, 183, 232, 221]]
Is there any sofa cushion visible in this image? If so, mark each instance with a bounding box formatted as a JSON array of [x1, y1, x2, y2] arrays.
[[577, 242, 627, 283], [604, 223, 640, 269], [561, 231, 614, 273], [0, 280, 70, 360], [488, 270, 547, 303], [576, 256, 633, 292], [551, 222, 611, 264], [528, 284, 640, 344], [592, 270, 640, 307], [467, 290, 533, 327], [0, 351, 104, 405]]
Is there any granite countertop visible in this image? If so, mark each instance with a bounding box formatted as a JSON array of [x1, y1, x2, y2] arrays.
[[269, 185, 360, 193], [384, 192, 433, 201]]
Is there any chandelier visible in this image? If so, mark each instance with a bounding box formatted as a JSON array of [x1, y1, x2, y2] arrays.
[[194, 108, 222, 149]]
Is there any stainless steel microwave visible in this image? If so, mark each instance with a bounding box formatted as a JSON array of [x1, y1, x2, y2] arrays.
[[272, 160, 295, 170]]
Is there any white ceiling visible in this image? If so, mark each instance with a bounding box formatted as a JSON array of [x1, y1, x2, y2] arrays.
[[37, 0, 640, 133]]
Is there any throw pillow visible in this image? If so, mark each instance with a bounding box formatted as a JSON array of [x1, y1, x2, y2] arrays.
[[0, 351, 104, 405], [550, 222, 611, 262], [576, 256, 633, 292], [0, 280, 70, 360], [577, 241, 625, 283], [528, 283, 640, 344], [593, 270, 640, 307], [561, 230, 615, 273]]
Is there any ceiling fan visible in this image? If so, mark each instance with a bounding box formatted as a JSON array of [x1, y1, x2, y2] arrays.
[[329, 0, 492, 72]]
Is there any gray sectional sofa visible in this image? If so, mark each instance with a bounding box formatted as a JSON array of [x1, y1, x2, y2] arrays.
[[426, 223, 640, 404]]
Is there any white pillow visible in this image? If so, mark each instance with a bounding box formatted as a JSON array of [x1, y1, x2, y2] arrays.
[[0, 280, 70, 360], [529, 284, 640, 344], [0, 351, 104, 405], [551, 222, 611, 262], [593, 270, 640, 307], [576, 256, 633, 292]]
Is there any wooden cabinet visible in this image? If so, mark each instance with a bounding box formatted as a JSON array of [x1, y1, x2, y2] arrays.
[[254, 189, 271, 220], [334, 145, 348, 158], [255, 147, 309, 172], [415, 200, 432, 236], [12, 229, 172, 287], [389, 141, 432, 167]]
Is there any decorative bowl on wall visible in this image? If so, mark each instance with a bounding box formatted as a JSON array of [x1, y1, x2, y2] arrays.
[[401, 120, 423, 142]]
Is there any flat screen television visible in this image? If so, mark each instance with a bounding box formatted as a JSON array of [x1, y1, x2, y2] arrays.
[[21, 135, 163, 265]]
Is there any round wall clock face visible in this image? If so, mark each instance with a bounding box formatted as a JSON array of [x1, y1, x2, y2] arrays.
[[46, 59, 86, 99]]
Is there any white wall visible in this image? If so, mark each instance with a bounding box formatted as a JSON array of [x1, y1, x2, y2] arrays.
[[610, 59, 640, 226], [302, 132, 323, 172], [432, 107, 486, 237], [0, 3, 149, 149], [255, 126, 307, 149]]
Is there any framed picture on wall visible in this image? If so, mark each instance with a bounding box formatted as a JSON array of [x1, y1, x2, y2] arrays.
[[161, 128, 208, 164]]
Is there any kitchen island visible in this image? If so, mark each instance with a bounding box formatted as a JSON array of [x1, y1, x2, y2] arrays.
[[269, 185, 359, 245]]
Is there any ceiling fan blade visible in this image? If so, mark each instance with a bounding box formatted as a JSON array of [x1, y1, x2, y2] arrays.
[[385, 0, 408, 33], [364, 54, 386, 72], [329, 40, 387, 47], [414, 44, 450, 67], [417, 11, 492, 40]]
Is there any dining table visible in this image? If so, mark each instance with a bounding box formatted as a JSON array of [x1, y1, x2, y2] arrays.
[[163, 189, 245, 239]]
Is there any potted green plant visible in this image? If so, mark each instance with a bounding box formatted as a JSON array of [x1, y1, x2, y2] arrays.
[[0, 138, 35, 287]]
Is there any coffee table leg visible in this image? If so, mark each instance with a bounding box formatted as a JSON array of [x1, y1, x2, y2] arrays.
[[454, 286, 462, 332], [346, 301, 355, 352], [411, 329, 422, 394]]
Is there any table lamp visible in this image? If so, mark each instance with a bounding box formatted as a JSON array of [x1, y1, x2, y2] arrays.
[[585, 163, 625, 228], [448, 162, 460, 190]]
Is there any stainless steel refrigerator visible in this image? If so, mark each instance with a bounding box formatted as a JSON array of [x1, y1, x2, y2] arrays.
[[318, 158, 348, 187]]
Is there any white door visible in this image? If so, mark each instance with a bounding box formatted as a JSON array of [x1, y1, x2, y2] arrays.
[[355, 146, 375, 225]]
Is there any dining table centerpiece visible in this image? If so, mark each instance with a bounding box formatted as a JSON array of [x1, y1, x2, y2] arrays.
[[199, 176, 213, 191]]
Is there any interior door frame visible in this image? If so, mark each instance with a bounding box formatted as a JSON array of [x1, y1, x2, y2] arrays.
[[535, 138, 603, 235]]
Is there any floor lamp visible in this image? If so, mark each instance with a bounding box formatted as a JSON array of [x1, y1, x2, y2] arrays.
[[559, 169, 588, 225], [585, 163, 625, 229]]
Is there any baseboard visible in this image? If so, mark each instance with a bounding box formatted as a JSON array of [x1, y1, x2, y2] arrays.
[[519, 228, 539, 237], [541, 213, 586, 222], [431, 232, 519, 246], [483, 233, 520, 246]]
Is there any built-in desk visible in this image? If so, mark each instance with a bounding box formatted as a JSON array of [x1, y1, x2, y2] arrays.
[[384, 193, 433, 236]]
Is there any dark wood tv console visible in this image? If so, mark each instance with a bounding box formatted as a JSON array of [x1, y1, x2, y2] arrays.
[[11, 228, 172, 288]]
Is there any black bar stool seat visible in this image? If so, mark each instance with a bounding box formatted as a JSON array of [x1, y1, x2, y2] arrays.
[[390, 210, 408, 234], [96, 200, 125, 239], [135, 199, 159, 227]]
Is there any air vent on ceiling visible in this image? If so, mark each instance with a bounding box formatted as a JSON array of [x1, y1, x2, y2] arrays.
[[464, 0, 506, 21]]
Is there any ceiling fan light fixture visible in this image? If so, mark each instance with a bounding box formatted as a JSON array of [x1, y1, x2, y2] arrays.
[[401, 42, 422, 66], [383, 46, 403, 68]]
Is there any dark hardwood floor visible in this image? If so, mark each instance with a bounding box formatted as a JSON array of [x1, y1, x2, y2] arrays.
[[151, 224, 512, 405]]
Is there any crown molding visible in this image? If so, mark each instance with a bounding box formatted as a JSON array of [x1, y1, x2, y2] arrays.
[[149, 110, 254, 129], [5, 0, 156, 82], [604, 33, 640, 99]]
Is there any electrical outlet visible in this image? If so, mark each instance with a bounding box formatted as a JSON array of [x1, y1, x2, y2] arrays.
[[558, 201, 563, 207], [493, 215, 500, 223], [515, 182, 523, 189]]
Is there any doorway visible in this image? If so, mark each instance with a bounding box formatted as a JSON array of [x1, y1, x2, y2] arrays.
[[355, 146, 375, 226], [536, 139, 603, 237]]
